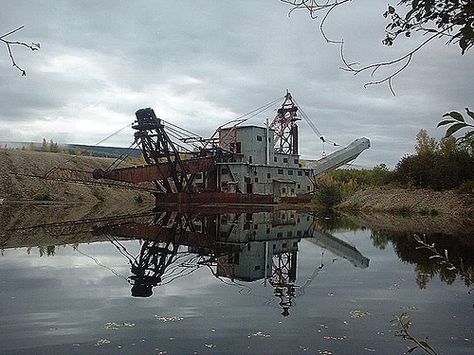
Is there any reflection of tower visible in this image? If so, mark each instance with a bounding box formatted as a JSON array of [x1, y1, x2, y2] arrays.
[[130, 240, 178, 297], [269, 251, 298, 317], [126, 212, 196, 297]]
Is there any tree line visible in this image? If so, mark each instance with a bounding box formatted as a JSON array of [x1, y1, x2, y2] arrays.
[[314, 128, 474, 209]]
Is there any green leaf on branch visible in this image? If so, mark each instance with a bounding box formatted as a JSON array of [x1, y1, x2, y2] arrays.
[[437, 119, 456, 127], [466, 108, 474, 121], [445, 123, 466, 137], [445, 111, 464, 122]]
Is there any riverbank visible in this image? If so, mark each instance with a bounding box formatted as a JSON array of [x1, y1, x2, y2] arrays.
[[339, 187, 474, 219], [0, 149, 154, 207]]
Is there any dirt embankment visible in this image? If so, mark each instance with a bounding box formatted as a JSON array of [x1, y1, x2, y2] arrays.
[[340, 187, 474, 218], [338, 188, 474, 236], [0, 149, 154, 206]]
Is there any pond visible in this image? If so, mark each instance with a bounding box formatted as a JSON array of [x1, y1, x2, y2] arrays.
[[0, 206, 472, 354]]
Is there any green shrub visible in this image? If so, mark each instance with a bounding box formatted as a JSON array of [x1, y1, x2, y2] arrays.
[[314, 177, 342, 210], [33, 192, 52, 201]]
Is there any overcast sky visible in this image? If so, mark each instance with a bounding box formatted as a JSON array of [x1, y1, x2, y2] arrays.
[[0, 0, 472, 167]]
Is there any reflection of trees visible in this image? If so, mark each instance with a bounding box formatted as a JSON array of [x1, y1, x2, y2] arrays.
[[370, 230, 474, 288], [313, 212, 362, 233], [370, 230, 389, 250], [38, 245, 56, 257]]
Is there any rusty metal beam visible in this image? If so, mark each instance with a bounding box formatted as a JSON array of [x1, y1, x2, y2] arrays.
[[104, 222, 214, 249], [93, 156, 215, 183]]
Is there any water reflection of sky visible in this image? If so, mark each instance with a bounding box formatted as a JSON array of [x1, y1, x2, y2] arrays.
[[0, 211, 473, 354]]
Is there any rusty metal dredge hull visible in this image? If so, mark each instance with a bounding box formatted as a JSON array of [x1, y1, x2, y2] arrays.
[[92, 92, 370, 206]]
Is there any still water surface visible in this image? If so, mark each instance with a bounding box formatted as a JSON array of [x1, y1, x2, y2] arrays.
[[0, 208, 472, 354]]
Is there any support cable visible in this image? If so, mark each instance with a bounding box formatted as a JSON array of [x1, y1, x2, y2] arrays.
[[44, 122, 134, 178], [293, 98, 340, 147]]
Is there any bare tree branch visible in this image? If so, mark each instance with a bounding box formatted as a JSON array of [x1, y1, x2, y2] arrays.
[[1, 25, 40, 76], [280, 0, 472, 95]]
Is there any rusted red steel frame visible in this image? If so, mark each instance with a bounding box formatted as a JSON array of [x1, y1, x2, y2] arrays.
[[154, 192, 312, 206], [93, 156, 215, 183], [105, 222, 214, 249]]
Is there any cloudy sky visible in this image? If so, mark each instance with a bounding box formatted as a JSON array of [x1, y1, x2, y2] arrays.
[[0, 0, 472, 167]]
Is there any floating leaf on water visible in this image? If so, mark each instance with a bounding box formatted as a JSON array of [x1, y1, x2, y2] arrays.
[[95, 339, 111, 347], [249, 331, 271, 338], [364, 348, 376, 352], [298, 345, 308, 351], [350, 310, 370, 318], [104, 322, 136, 330], [154, 315, 184, 322], [323, 335, 347, 341], [204, 343, 216, 348]]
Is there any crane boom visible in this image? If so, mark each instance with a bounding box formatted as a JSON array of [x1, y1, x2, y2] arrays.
[[306, 138, 370, 175]]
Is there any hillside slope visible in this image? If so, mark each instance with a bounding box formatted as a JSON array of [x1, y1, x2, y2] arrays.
[[339, 187, 474, 218], [0, 149, 154, 206]]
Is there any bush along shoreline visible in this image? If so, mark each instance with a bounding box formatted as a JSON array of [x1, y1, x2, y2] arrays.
[[312, 129, 474, 214]]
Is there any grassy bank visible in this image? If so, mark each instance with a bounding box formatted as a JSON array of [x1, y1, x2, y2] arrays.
[[0, 149, 154, 207]]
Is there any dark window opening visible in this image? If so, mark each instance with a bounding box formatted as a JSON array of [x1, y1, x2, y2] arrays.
[[282, 187, 286, 193], [283, 157, 288, 163], [288, 170, 293, 175], [256, 135, 262, 141], [291, 188, 295, 194], [297, 170, 303, 176], [230, 141, 242, 154], [248, 156, 252, 164], [254, 265, 261, 271], [278, 169, 283, 175], [294, 158, 299, 164], [274, 156, 278, 162], [255, 177, 258, 183], [297, 184, 301, 189], [267, 172, 271, 179], [305, 171, 310, 176], [282, 243, 287, 248]]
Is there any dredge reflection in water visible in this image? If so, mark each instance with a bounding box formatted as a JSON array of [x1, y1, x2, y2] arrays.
[[91, 208, 369, 316], [2, 207, 369, 317]]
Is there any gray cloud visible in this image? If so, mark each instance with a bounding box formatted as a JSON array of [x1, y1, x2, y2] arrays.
[[0, 0, 472, 167]]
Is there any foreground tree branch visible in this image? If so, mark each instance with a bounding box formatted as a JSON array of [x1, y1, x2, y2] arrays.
[[1, 25, 40, 76], [280, 0, 473, 95]]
